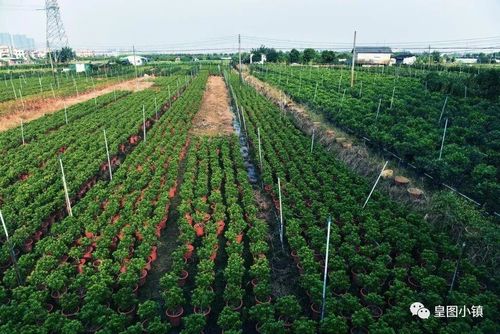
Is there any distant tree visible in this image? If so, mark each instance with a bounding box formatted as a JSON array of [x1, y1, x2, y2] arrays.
[[432, 51, 441, 63], [320, 50, 336, 64], [289, 48, 300, 63], [303, 48, 317, 63], [48, 47, 75, 63]]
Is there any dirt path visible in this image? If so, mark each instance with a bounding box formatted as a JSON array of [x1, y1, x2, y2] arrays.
[[0, 77, 154, 132], [191, 76, 233, 136]]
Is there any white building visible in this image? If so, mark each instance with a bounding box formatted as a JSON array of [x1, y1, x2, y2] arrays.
[[0, 45, 10, 58], [13, 49, 26, 59], [354, 47, 392, 65], [125, 55, 148, 66], [76, 49, 96, 58]]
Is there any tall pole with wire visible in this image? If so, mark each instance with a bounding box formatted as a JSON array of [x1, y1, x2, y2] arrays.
[[350, 30, 357, 88], [238, 34, 242, 82]]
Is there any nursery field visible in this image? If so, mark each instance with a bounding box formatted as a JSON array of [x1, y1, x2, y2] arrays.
[[251, 64, 500, 213], [0, 65, 498, 334]]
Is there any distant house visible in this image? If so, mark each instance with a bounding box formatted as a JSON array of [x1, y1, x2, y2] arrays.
[[354, 47, 392, 65], [123, 55, 148, 66], [394, 53, 416, 65]]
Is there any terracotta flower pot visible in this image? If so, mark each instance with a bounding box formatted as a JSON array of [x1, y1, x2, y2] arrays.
[[184, 244, 194, 260], [210, 244, 219, 261], [139, 269, 148, 286], [226, 298, 243, 311], [194, 223, 205, 237], [310, 303, 320, 320], [178, 270, 189, 287], [216, 221, 225, 236], [193, 305, 211, 319], [255, 295, 272, 304], [291, 250, 299, 264], [118, 305, 136, 317], [166, 307, 184, 327], [23, 238, 34, 252], [62, 306, 80, 318], [235, 233, 244, 244], [150, 246, 158, 261]]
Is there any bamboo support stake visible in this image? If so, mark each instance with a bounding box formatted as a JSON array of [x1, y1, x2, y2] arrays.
[[438, 96, 448, 124], [0, 210, 22, 285], [20, 120, 25, 145], [363, 161, 389, 208], [375, 98, 382, 120], [142, 105, 147, 142], [310, 129, 315, 153], [103, 129, 113, 180], [257, 127, 263, 171], [59, 157, 73, 216], [278, 177, 284, 250], [389, 86, 396, 109], [439, 118, 448, 160], [321, 216, 332, 321]]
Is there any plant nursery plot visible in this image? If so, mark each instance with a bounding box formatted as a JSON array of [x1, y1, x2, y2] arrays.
[[251, 65, 500, 213], [0, 74, 195, 272]]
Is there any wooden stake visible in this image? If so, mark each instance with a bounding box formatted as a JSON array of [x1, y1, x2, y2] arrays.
[[389, 86, 396, 109]]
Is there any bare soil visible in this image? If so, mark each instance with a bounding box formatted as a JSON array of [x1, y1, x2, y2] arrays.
[[0, 77, 154, 132], [191, 76, 233, 136]]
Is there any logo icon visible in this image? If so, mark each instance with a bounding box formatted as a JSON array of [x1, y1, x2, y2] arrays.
[[410, 302, 430, 319]]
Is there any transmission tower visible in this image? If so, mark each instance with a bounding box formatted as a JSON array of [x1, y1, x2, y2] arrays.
[[45, 0, 69, 63]]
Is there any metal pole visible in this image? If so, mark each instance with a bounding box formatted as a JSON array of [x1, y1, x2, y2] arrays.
[[142, 105, 147, 142], [0, 210, 22, 285], [19, 90, 25, 110], [350, 30, 357, 88], [321, 216, 332, 321], [277, 177, 284, 250], [363, 161, 389, 208], [257, 127, 263, 171], [59, 157, 73, 216], [103, 129, 112, 180], [438, 118, 448, 160], [375, 98, 382, 120], [438, 96, 448, 124], [313, 81, 319, 102]]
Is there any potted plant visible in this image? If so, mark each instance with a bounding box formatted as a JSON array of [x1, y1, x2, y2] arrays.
[[292, 318, 317, 334], [113, 287, 137, 316], [181, 313, 206, 334], [275, 295, 301, 328], [351, 307, 373, 334], [319, 315, 348, 334], [217, 306, 242, 332], [60, 292, 80, 318], [162, 274, 185, 326], [192, 286, 214, 317]]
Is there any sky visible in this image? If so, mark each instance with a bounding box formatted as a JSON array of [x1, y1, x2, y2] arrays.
[[0, 0, 499, 52]]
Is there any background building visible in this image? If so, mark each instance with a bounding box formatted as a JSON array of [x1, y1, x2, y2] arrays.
[[355, 46, 392, 65]]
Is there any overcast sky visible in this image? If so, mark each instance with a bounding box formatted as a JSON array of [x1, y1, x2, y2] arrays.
[[1, 0, 499, 52]]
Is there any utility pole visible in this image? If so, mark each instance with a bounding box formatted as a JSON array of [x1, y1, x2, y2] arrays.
[[428, 45, 431, 68], [133, 45, 139, 90], [350, 30, 357, 88], [238, 34, 242, 82]]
